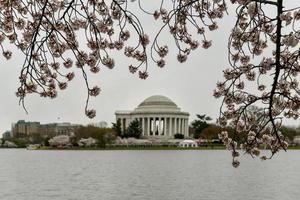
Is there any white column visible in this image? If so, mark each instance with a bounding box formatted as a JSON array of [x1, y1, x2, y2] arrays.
[[161, 117, 163, 135], [164, 117, 167, 136], [174, 117, 177, 134], [186, 119, 189, 137], [158, 117, 161, 135], [178, 118, 180, 133], [147, 117, 150, 136], [183, 119, 186, 137], [182, 118, 184, 134], [181, 118, 183, 134], [179, 118, 182, 134], [177, 118, 179, 134], [150, 117, 153, 136], [171, 117, 174, 136], [153, 117, 156, 135], [142, 117, 145, 136], [157, 117, 159, 135], [156, 117, 159, 136], [184, 119, 187, 137], [168, 118, 172, 137]]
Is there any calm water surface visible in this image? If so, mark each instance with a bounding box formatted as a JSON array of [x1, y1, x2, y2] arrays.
[[0, 149, 299, 200]]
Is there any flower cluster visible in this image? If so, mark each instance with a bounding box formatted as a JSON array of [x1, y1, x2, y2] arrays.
[[218, 131, 240, 167], [214, 0, 300, 166], [150, 0, 227, 67], [0, 0, 155, 118]]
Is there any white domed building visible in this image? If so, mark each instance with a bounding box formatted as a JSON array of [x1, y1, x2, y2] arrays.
[[115, 95, 189, 138]]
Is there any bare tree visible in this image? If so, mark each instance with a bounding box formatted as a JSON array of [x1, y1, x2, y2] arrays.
[[0, 0, 299, 166]]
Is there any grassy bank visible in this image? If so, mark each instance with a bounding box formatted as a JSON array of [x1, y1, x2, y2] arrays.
[[36, 145, 226, 150], [31, 145, 300, 150], [4, 145, 300, 150]]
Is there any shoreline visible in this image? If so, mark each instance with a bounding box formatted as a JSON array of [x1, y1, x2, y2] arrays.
[[35, 146, 228, 150], [2, 146, 300, 150]]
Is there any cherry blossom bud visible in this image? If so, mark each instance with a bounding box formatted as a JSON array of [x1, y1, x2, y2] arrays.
[[202, 40, 212, 49], [58, 82, 67, 90], [177, 53, 187, 63], [2, 51, 12, 60], [89, 86, 101, 96], [66, 72, 75, 81], [138, 71, 148, 80], [157, 59, 165, 68], [63, 59, 73, 68], [260, 156, 267, 161], [85, 109, 96, 119], [232, 159, 240, 168], [153, 10, 160, 19], [90, 67, 100, 73]]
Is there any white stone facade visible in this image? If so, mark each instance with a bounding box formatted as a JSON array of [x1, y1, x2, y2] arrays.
[[115, 95, 189, 138]]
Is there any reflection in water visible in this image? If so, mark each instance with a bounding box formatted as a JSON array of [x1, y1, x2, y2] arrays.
[[0, 149, 299, 200]]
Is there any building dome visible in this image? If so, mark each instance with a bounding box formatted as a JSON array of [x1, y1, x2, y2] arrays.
[[138, 95, 177, 107], [133, 95, 181, 113]]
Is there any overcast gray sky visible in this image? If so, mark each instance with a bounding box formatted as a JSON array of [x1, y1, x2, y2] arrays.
[[0, 1, 299, 133]]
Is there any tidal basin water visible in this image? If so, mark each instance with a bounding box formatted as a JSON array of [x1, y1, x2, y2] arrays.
[[0, 149, 300, 200]]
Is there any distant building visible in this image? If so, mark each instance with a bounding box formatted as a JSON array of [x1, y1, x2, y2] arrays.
[[99, 121, 108, 128], [115, 95, 189, 138], [90, 121, 108, 128], [12, 120, 40, 138], [11, 120, 77, 139], [293, 136, 300, 145], [2, 131, 11, 139], [39, 123, 75, 138]]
